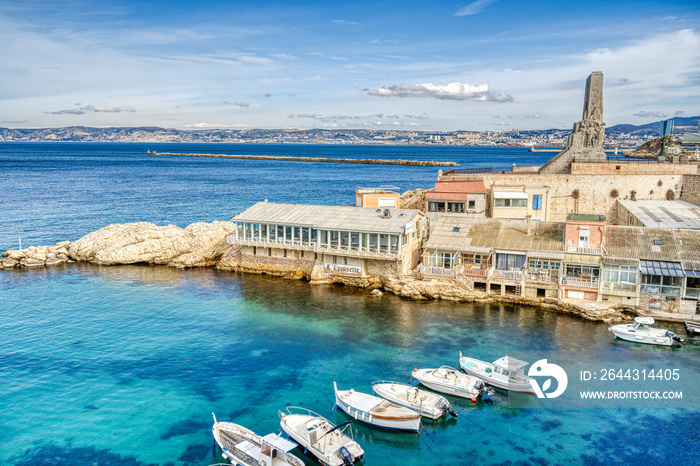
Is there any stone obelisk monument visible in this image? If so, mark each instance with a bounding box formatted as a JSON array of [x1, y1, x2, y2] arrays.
[[539, 72, 606, 173]]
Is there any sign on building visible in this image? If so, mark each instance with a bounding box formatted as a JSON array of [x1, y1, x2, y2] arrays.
[[324, 262, 362, 276]]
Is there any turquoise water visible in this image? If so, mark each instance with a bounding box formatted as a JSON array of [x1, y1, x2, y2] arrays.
[[1, 144, 699, 465]]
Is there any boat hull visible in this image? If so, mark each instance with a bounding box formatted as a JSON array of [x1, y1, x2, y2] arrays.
[[611, 329, 674, 346], [686, 321, 700, 334], [371, 384, 445, 420], [411, 369, 482, 400], [334, 392, 420, 432]]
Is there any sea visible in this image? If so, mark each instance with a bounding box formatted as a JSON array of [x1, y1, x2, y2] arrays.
[[0, 143, 698, 466]]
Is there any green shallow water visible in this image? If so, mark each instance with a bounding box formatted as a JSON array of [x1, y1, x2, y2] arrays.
[[1, 264, 698, 466]]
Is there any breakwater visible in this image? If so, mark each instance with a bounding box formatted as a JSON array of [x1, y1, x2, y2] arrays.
[[148, 151, 459, 166]]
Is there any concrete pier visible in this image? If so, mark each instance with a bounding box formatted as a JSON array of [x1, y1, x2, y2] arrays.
[[148, 151, 459, 167]]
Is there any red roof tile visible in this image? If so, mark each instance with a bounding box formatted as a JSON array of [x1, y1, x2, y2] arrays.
[[433, 180, 487, 193]]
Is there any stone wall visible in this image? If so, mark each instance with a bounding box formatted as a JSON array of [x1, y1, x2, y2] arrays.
[[226, 245, 316, 278], [681, 174, 700, 205], [439, 173, 686, 223], [571, 162, 698, 175]]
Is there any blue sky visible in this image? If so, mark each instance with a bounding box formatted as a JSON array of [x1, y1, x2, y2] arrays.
[[1, 0, 699, 131]]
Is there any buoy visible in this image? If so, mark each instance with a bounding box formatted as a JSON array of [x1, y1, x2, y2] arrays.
[[413, 368, 417, 372], [471, 398, 476, 403], [281, 413, 286, 418]]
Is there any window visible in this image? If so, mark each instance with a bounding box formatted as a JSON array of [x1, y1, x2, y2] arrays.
[[350, 232, 359, 249], [428, 201, 446, 212], [565, 264, 600, 279], [494, 198, 527, 208], [426, 251, 453, 268], [468, 200, 476, 210], [602, 264, 637, 284], [532, 194, 542, 210], [447, 202, 465, 213], [340, 231, 349, 248], [579, 227, 590, 247], [496, 253, 526, 271], [529, 259, 561, 270]]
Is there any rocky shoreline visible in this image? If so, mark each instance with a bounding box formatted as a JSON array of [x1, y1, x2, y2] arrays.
[[2, 220, 639, 324]]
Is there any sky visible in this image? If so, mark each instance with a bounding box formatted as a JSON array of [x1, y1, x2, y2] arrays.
[[1, 0, 700, 131]]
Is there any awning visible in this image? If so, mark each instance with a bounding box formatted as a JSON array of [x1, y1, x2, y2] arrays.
[[685, 270, 700, 278], [262, 434, 298, 452], [640, 260, 684, 277], [493, 191, 528, 199]]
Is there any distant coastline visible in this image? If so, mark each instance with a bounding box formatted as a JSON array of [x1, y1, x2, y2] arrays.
[[3, 119, 698, 146]]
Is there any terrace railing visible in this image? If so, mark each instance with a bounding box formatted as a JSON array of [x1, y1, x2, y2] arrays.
[[562, 276, 599, 289], [490, 269, 523, 281], [419, 265, 455, 278], [230, 236, 400, 260]]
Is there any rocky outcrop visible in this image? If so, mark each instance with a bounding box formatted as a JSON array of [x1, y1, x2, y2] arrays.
[[400, 188, 430, 211], [1, 241, 72, 269], [1, 221, 236, 269]]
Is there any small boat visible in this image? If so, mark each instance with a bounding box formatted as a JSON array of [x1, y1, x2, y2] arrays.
[[459, 351, 535, 394], [371, 380, 457, 420], [685, 320, 700, 335], [411, 365, 494, 401], [334, 382, 421, 432], [212, 413, 304, 466], [279, 406, 364, 466], [609, 317, 683, 346]]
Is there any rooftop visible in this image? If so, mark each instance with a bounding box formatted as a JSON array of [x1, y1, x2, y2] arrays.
[[230, 202, 421, 234], [618, 199, 700, 229], [567, 213, 606, 222], [424, 217, 564, 255]]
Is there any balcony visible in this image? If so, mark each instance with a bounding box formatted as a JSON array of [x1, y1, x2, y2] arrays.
[[418, 265, 455, 278], [525, 269, 558, 284], [562, 276, 599, 289], [459, 265, 488, 278], [491, 269, 523, 281], [229, 236, 400, 260]]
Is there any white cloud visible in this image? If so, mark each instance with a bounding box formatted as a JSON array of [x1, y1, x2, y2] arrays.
[[46, 104, 136, 115], [633, 110, 666, 118], [367, 82, 513, 102], [454, 0, 499, 17], [223, 101, 250, 107]]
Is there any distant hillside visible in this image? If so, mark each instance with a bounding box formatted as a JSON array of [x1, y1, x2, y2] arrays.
[[607, 116, 700, 136]]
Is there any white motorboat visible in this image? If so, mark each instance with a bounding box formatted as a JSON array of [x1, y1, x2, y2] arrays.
[[212, 413, 304, 466], [459, 351, 535, 394], [371, 380, 457, 420], [685, 320, 700, 335], [411, 365, 494, 401], [279, 406, 364, 466], [609, 317, 682, 346], [334, 382, 421, 432]]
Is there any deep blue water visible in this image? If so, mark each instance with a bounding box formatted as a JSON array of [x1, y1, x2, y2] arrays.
[[0, 143, 698, 466]]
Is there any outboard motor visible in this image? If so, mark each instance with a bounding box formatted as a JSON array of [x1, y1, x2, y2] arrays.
[[339, 446, 354, 466], [666, 330, 683, 343], [436, 396, 458, 417]]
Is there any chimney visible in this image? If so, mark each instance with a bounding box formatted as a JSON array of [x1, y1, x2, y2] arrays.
[[526, 214, 532, 235], [383, 208, 392, 218]]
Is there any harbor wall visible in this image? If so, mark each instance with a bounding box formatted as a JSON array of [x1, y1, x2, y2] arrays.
[[439, 173, 685, 222]]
